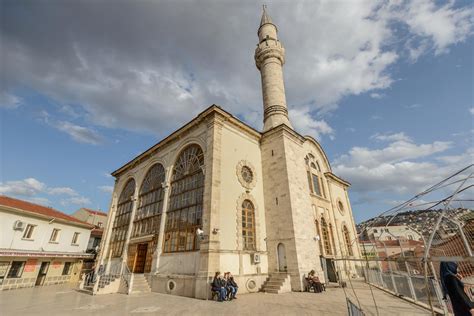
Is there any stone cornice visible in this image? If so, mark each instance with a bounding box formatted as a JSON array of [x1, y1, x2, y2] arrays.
[[325, 172, 351, 187], [111, 105, 261, 178]]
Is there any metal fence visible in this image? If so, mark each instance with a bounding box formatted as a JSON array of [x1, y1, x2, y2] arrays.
[[346, 165, 474, 315]]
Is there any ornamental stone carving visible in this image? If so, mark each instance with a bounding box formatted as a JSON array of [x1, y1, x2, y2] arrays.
[[236, 160, 257, 190]]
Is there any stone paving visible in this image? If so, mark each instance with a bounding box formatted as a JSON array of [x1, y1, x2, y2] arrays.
[[0, 281, 431, 315]]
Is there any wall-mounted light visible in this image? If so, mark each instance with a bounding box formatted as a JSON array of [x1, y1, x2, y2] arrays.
[[212, 228, 220, 235], [314, 235, 320, 241]]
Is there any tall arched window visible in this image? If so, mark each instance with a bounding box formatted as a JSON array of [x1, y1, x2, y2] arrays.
[[315, 219, 323, 254], [321, 218, 332, 255], [163, 145, 204, 253], [111, 179, 135, 257], [329, 224, 337, 255], [306, 155, 326, 198], [132, 164, 166, 238], [242, 200, 256, 250], [343, 226, 354, 256]]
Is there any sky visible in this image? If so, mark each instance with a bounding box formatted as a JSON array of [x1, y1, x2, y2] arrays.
[[0, 0, 473, 223]]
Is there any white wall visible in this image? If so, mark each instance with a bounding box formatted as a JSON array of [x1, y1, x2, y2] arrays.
[[0, 210, 91, 253]]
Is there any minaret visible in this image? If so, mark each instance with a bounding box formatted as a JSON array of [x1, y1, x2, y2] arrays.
[[255, 5, 292, 132]]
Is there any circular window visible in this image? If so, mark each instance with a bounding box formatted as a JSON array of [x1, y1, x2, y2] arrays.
[[236, 161, 257, 190], [338, 200, 345, 214], [166, 279, 176, 292], [246, 278, 257, 292], [241, 166, 253, 183]]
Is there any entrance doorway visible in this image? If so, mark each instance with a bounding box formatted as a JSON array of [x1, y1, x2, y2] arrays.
[[325, 258, 337, 283], [133, 243, 148, 273], [277, 243, 287, 272], [35, 262, 50, 286]]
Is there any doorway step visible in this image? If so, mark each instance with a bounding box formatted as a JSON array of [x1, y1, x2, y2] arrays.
[[261, 272, 291, 294], [130, 274, 151, 294]]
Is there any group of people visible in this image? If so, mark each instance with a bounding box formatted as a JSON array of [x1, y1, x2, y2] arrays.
[[211, 272, 238, 302], [306, 270, 325, 293]]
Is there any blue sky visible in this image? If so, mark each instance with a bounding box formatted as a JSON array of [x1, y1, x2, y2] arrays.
[[1, 0, 473, 223]]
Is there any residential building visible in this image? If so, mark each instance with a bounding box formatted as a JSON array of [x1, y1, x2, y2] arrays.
[[0, 196, 94, 290]]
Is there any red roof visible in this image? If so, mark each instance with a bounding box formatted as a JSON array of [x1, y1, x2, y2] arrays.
[[81, 208, 108, 217], [0, 195, 93, 228]]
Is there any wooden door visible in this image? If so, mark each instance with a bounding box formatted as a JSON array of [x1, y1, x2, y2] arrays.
[[277, 243, 287, 272], [134, 244, 148, 273]]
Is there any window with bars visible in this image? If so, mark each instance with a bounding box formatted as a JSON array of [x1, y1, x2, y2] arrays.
[[132, 164, 166, 239], [343, 226, 354, 256], [321, 218, 332, 255], [110, 179, 135, 257], [242, 200, 256, 251], [163, 145, 204, 253], [7, 261, 25, 278], [315, 219, 323, 254], [312, 174, 322, 196]]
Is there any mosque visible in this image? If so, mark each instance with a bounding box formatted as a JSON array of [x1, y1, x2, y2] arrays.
[[97, 7, 361, 298]]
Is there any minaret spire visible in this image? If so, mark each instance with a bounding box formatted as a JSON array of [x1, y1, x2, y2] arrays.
[[255, 6, 292, 132]]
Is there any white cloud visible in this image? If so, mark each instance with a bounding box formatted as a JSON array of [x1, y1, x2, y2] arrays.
[[1, 1, 471, 140], [55, 121, 103, 145], [370, 93, 385, 99], [470, 108, 474, 115], [371, 132, 412, 142], [47, 187, 78, 196], [405, 103, 422, 109], [0, 178, 46, 196], [332, 136, 468, 195], [289, 107, 334, 140], [61, 196, 91, 206], [0, 177, 91, 207], [98, 185, 114, 194], [392, 0, 474, 55], [0, 92, 22, 109]]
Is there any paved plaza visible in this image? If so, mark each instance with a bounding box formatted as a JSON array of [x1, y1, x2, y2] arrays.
[[0, 281, 430, 315]]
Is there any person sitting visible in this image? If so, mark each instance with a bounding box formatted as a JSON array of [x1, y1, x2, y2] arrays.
[[227, 272, 238, 299], [211, 271, 227, 302], [223, 272, 233, 300], [307, 270, 324, 293]]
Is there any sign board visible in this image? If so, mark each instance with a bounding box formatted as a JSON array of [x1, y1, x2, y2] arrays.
[[24, 259, 37, 272]]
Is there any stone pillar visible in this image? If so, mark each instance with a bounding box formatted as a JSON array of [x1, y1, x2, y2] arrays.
[[151, 175, 171, 273], [194, 114, 223, 299], [121, 190, 139, 273]]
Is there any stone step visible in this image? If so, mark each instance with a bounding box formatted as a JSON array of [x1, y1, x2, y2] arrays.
[[263, 285, 282, 290], [264, 281, 284, 286]]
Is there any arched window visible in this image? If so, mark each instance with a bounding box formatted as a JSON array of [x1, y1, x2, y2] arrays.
[[111, 179, 135, 257], [343, 226, 354, 256], [242, 200, 256, 250], [315, 219, 323, 254], [329, 224, 337, 255], [321, 218, 332, 255], [132, 164, 166, 238], [306, 156, 325, 198], [163, 145, 204, 253]]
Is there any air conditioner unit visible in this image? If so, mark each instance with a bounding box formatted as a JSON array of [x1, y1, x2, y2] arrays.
[[251, 253, 261, 264], [13, 220, 25, 231]]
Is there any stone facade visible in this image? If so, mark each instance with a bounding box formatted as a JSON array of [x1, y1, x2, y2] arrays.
[[98, 8, 361, 299]]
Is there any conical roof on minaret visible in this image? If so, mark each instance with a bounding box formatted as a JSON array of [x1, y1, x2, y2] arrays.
[[259, 5, 277, 32]]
